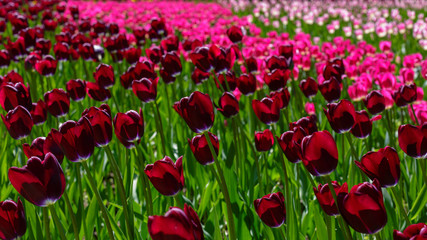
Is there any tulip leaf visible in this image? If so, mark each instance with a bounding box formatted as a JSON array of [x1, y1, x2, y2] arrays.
[[311, 200, 328, 240], [410, 184, 427, 221]]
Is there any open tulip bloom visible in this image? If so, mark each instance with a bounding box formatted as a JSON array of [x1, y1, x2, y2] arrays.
[[1, 1, 427, 240]]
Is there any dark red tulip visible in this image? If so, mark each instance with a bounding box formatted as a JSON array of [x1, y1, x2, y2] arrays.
[[217, 92, 239, 118], [188, 132, 219, 165], [148, 204, 204, 240], [393, 223, 427, 240], [364, 90, 385, 115], [125, 47, 141, 65], [161, 52, 182, 77], [35, 38, 51, 55], [0, 49, 11, 68], [301, 130, 338, 176], [319, 77, 341, 103], [8, 152, 65, 209], [3, 71, 24, 85], [189, 46, 212, 73], [264, 69, 290, 91], [45, 131, 64, 163], [52, 117, 95, 162], [324, 99, 356, 134], [226, 26, 244, 43], [237, 74, 257, 95], [78, 43, 95, 61], [254, 192, 286, 228], [183, 39, 203, 52], [289, 115, 318, 135], [82, 105, 112, 147], [398, 123, 427, 159], [278, 44, 293, 67], [133, 27, 147, 45], [268, 88, 290, 109], [300, 77, 318, 98], [355, 146, 400, 187], [108, 23, 119, 34], [252, 97, 280, 125], [313, 181, 348, 216], [86, 82, 111, 102], [113, 109, 144, 149], [174, 91, 214, 133], [0, 198, 26, 240], [93, 63, 115, 89], [209, 45, 235, 74], [215, 71, 236, 91], [145, 156, 184, 196], [145, 46, 161, 64], [66, 79, 86, 102], [191, 68, 210, 85], [277, 126, 308, 163], [323, 58, 345, 83], [254, 129, 274, 152], [338, 179, 387, 234], [266, 55, 288, 72], [0, 82, 32, 112], [35, 55, 57, 76], [393, 84, 417, 107], [159, 69, 176, 84], [246, 57, 258, 74], [23, 137, 46, 160], [132, 78, 158, 103], [2, 106, 33, 140], [30, 100, 47, 125], [350, 110, 381, 139], [161, 35, 179, 52], [44, 88, 70, 117]]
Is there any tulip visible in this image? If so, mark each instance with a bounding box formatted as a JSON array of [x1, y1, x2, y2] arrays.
[[66, 79, 86, 102], [51, 117, 95, 162], [113, 109, 144, 149], [189, 46, 212, 73], [161, 52, 182, 77], [319, 77, 341, 103], [161, 36, 179, 52], [0, 198, 26, 240], [124, 47, 141, 65], [364, 90, 385, 115], [82, 105, 113, 147], [145, 46, 162, 64], [23, 137, 46, 160], [393, 223, 427, 240], [8, 153, 66, 207], [3, 71, 24, 84], [278, 44, 293, 67], [0, 82, 32, 112], [215, 71, 236, 91], [44, 88, 70, 117], [350, 110, 381, 139], [301, 130, 338, 176], [264, 69, 290, 91], [148, 204, 204, 240], [217, 92, 239, 118], [30, 100, 47, 125], [313, 181, 348, 216], [266, 55, 287, 72], [159, 69, 176, 84], [237, 74, 257, 95], [254, 129, 274, 152], [188, 132, 219, 165], [209, 45, 235, 74], [337, 179, 387, 234], [254, 192, 286, 228], [93, 63, 115, 89], [252, 97, 280, 125], [191, 68, 210, 85], [53, 42, 70, 61], [86, 82, 111, 102], [268, 88, 290, 109], [35, 55, 57, 76], [246, 57, 258, 74], [398, 123, 427, 159], [0, 49, 11, 68], [132, 78, 158, 103], [174, 91, 214, 133], [324, 99, 356, 134], [145, 156, 184, 196], [299, 77, 318, 99], [393, 83, 417, 107], [277, 126, 307, 163], [289, 116, 318, 135], [226, 26, 243, 43], [1, 106, 33, 140], [45, 131, 65, 163]]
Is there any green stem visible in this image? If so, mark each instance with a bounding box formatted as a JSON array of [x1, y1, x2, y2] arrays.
[[75, 165, 89, 240], [135, 146, 153, 215], [410, 104, 419, 125], [326, 215, 332, 240], [63, 191, 80, 240], [48, 205, 67, 240], [104, 145, 134, 240], [42, 207, 51, 240], [203, 131, 237, 240], [263, 152, 270, 193], [153, 101, 167, 156], [390, 186, 410, 226], [300, 163, 317, 189], [81, 161, 116, 240]]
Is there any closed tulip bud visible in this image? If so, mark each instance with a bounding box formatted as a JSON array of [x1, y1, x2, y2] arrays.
[[148, 204, 204, 240], [66, 79, 86, 102], [217, 92, 239, 118], [0, 49, 11, 68], [350, 110, 381, 139], [246, 57, 258, 74], [313, 181, 348, 216], [2, 106, 33, 140], [393, 83, 417, 107], [191, 68, 210, 85], [393, 223, 427, 240], [226, 26, 244, 43], [215, 71, 236, 91], [324, 99, 356, 133], [54, 42, 70, 61], [45, 131, 64, 163], [132, 78, 158, 103], [189, 46, 212, 73], [289, 116, 318, 135], [188, 132, 219, 165], [145, 156, 184, 196], [355, 146, 400, 187], [319, 77, 341, 103], [82, 105, 112, 147], [8, 153, 66, 207], [86, 82, 111, 102], [113, 109, 144, 149], [174, 91, 214, 133], [0, 198, 26, 240], [268, 88, 290, 109], [254, 192, 286, 228], [159, 69, 176, 84], [93, 63, 115, 89], [398, 123, 427, 159], [254, 129, 274, 152], [0, 82, 32, 112], [338, 179, 387, 234], [301, 130, 338, 176], [23, 137, 46, 160], [30, 100, 47, 125], [52, 117, 95, 162], [264, 69, 290, 91], [300, 77, 318, 98], [35, 55, 57, 76], [124, 47, 141, 65], [145, 46, 162, 64], [44, 88, 70, 117], [277, 126, 307, 163], [161, 52, 182, 77], [252, 97, 280, 125], [35, 38, 51, 55], [364, 90, 385, 115], [237, 74, 257, 95]]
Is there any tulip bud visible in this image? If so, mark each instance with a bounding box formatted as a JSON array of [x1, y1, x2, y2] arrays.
[[1, 106, 33, 140], [254, 192, 286, 228], [188, 132, 219, 165], [145, 156, 184, 196], [254, 129, 274, 152], [0, 198, 26, 239], [313, 181, 348, 216], [217, 92, 239, 118], [324, 99, 356, 134], [398, 123, 427, 159], [174, 91, 214, 133]]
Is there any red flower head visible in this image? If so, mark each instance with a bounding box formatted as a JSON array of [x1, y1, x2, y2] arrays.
[[44, 88, 70, 117], [364, 90, 385, 115], [86, 82, 111, 102], [324, 99, 356, 134], [254, 192, 286, 228], [393, 223, 427, 240], [191, 68, 210, 85], [161, 52, 182, 77], [66, 79, 86, 102], [319, 77, 341, 103], [217, 92, 239, 118], [337, 179, 387, 234], [30, 99, 47, 125], [145, 46, 162, 64], [254, 129, 274, 152], [148, 204, 204, 240], [93, 63, 115, 89], [124, 47, 141, 65], [215, 71, 236, 91], [350, 110, 381, 139], [398, 123, 427, 159], [264, 69, 290, 91], [82, 104, 112, 147], [0, 82, 32, 112], [277, 126, 308, 163], [252, 97, 280, 125], [226, 26, 244, 43], [188, 132, 219, 165], [2, 106, 33, 140], [132, 78, 158, 103], [393, 83, 417, 107], [246, 57, 258, 74], [189, 46, 212, 73], [237, 74, 257, 95], [174, 91, 214, 133], [268, 88, 290, 110], [35, 55, 57, 76], [8, 153, 65, 207], [145, 156, 184, 196], [0, 198, 26, 240], [313, 181, 348, 216], [299, 77, 318, 99], [113, 109, 144, 149]]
